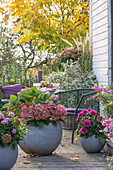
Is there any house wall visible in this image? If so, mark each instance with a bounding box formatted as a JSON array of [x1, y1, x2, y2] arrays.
[[90, 0, 110, 86]]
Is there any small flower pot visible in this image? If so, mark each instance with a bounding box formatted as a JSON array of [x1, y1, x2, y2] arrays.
[[19, 122, 62, 156], [107, 141, 113, 156], [80, 135, 105, 153], [0, 143, 18, 170]]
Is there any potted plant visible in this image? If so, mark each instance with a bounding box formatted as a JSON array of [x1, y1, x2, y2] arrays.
[[0, 111, 27, 170], [75, 109, 108, 153], [92, 84, 113, 155], [3, 86, 67, 156]]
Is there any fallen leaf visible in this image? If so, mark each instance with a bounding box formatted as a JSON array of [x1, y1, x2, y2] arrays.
[[70, 157, 80, 162], [53, 151, 56, 154], [22, 161, 31, 164], [60, 144, 65, 147], [22, 152, 42, 158], [37, 163, 43, 167], [68, 154, 76, 157]]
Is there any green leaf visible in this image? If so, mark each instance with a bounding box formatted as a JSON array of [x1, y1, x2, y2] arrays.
[[41, 93, 49, 101], [2, 103, 14, 108], [19, 91, 30, 95], [3, 33, 6, 41], [52, 121, 57, 126], [23, 28, 29, 36], [29, 86, 38, 94], [10, 95, 18, 104]]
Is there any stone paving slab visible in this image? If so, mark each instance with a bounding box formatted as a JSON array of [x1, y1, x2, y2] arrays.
[[12, 130, 110, 170]]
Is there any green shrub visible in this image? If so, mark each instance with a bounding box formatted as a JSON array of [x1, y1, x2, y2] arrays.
[[46, 62, 97, 107]]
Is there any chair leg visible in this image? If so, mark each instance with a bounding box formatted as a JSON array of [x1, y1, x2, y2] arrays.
[[71, 113, 77, 144]]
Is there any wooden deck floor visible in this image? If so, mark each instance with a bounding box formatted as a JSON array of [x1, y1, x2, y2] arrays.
[[12, 130, 109, 170]]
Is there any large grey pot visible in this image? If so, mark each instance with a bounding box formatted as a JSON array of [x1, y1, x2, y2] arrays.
[[19, 122, 62, 155], [107, 141, 113, 155], [0, 143, 18, 170], [80, 135, 105, 153]]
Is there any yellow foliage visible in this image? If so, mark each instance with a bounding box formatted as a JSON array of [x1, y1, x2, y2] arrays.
[[13, 26, 21, 34], [7, 0, 89, 46], [0, 7, 5, 14]]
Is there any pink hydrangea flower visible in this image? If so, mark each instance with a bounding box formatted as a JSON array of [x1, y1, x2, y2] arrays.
[[1, 134, 12, 143], [89, 110, 97, 116], [80, 127, 87, 134], [97, 116, 103, 122], [8, 112, 15, 117], [12, 129, 16, 134], [83, 120, 91, 127]]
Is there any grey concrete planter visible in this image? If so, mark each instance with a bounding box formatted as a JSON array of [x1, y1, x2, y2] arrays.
[[0, 143, 18, 170], [19, 122, 62, 156], [80, 135, 105, 153], [107, 141, 113, 155]]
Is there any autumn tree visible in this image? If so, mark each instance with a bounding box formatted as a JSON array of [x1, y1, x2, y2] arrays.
[[6, 0, 89, 49]]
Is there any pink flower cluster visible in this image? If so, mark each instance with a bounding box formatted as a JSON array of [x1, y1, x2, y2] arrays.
[[20, 100, 67, 122], [102, 118, 113, 138], [78, 109, 104, 135], [92, 85, 112, 97]]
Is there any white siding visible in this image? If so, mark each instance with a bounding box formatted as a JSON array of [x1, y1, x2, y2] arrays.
[[91, 0, 109, 86]]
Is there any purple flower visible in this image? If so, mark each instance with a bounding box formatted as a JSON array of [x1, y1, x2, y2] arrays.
[[101, 125, 106, 129], [8, 112, 15, 117], [80, 127, 87, 134], [5, 118, 11, 122], [92, 86, 98, 90], [12, 129, 16, 134], [97, 116, 103, 122], [107, 90, 112, 95], [83, 120, 91, 127], [92, 95, 100, 99], [0, 112, 5, 119], [51, 94, 57, 100], [89, 110, 97, 116], [1, 119, 9, 124], [97, 87, 103, 91]]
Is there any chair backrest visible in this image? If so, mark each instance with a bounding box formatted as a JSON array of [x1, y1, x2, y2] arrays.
[[56, 88, 99, 112]]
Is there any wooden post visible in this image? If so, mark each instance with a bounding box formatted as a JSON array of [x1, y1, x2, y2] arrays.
[[24, 73, 27, 87], [37, 70, 42, 83], [3, 75, 5, 85], [29, 74, 32, 87], [8, 75, 10, 85], [14, 75, 16, 84], [20, 75, 22, 85], [35, 75, 38, 83]]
